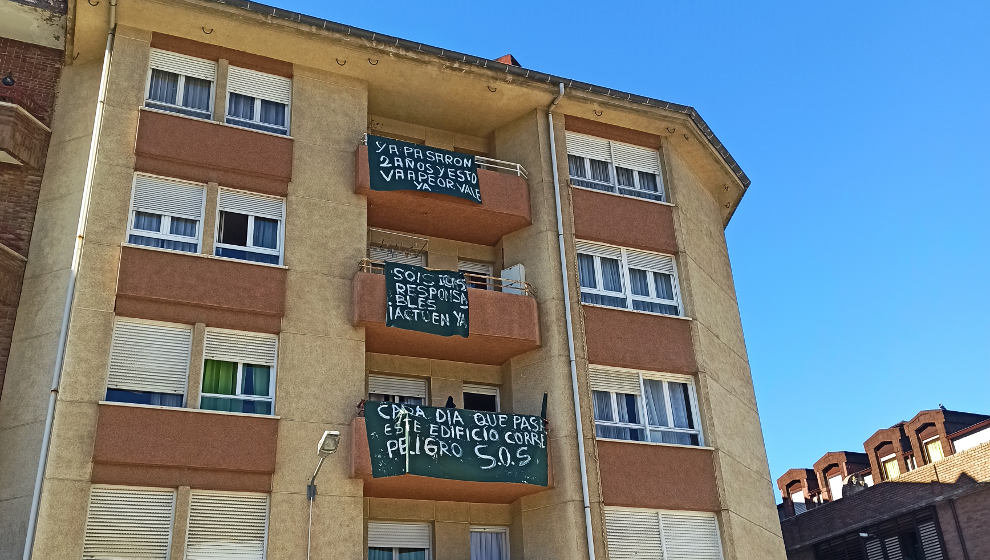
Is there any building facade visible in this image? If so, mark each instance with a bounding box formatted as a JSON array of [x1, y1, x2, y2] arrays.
[[0, 1, 783, 559]]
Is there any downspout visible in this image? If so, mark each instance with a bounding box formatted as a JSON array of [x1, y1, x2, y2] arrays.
[[23, 1, 117, 558], [547, 82, 597, 560]]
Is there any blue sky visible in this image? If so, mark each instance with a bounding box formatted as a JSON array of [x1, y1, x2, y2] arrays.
[[274, 1, 990, 497]]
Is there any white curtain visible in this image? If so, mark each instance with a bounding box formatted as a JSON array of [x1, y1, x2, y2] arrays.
[[471, 531, 506, 560]]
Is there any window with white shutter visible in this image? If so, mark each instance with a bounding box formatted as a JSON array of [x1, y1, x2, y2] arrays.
[[591, 365, 703, 446], [105, 319, 192, 407], [225, 66, 291, 135], [146, 49, 216, 119], [127, 173, 206, 254], [565, 131, 665, 202], [576, 240, 682, 316], [462, 383, 500, 412], [368, 375, 428, 405], [368, 244, 427, 266], [458, 260, 494, 290], [470, 526, 508, 560], [605, 508, 723, 560], [201, 328, 277, 415], [215, 188, 285, 265], [83, 486, 175, 560], [185, 491, 269, 560], [367, 521, 431, 560]]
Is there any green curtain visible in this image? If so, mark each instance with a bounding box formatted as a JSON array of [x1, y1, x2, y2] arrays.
[[203, 360, 237, 394]]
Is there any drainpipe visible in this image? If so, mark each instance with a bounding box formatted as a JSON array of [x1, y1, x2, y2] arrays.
[[547, 82, 597, 560], [23, 2, 117, 558]]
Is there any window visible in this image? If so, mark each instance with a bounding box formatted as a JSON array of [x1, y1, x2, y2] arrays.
[[369, 244, 427, 266], [226, 66, 291, 135], [470, 527, 508, 560], [145, 49, 216, 119], [215, 189, 284, 265], [881, 454, 900, 480], [576, 241, 682, 316], [369, 375, 428, 405], [185, 491, 268, 560], [827, 474, 843, 501], [604, 508, 723, 560], [83, 486, 175, 560], [923, 437, 945, 463], [590, 366, 702, 446], [565, 132, 665, 202], [463, 384, 499, 412], [368, 522, 431, 560], [106, 319, 192, 407], [459, 260, 494, 290], [127, 174, 206, 254], [200, 329, 277, 415]]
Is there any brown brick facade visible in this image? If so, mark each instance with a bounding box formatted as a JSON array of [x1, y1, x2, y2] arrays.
[[0, 37, 63, 126]]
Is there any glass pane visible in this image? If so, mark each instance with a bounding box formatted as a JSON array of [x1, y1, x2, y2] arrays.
[[596, 424, 645, 441], [127, 234, 197, 253], [241, 364, 271, 397], [669, 382, 694, 429], [589, 159, 611, 183], [105, 389, 182, 407], [218, 211, 249, 246], [398, 550, 427, 560], [463, 391, 498, 412], [259, 100, 286, 127], [399, 396, 424, 405], [592, 391, 613, 422], [200, 395, 272, 414], [631, 300, 679, 315], [642, 379, 669, 427], [252, 217, 279, 249], [577, 254, 597, 289], [368, 548, 394, 560], [471, 530, 506, 560], [202, 359, 237, 395], [133, 211, 162, 232], [227, 92, 255, 120], [654, 272, 675, 300], [580, 292, 627, 309], [616, 393, 640, 424], [615, 166, 635, 187], [638, 171, 659, 193], [215, 246, 281, 265], [169, 217, 198, 238], [652, 430, 698, 446], [182, 76, 212, 111], [147, 69, 178, 104], [628, 268, 651, 296], [600, 257, 622, 292], [567, 154, 586, 178]]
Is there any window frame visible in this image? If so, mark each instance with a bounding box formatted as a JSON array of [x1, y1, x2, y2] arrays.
[[565, 132, 667, 203], [462, 383, 501, 412], [214, 188, 285, 265], [224, 66, 292, 135], [591, 367, 704, 447], [577, 242, 683, 317], [568, 154, 665, 201], [368, 374, 429, 406], [604, 507, 724, 560], [199, 360, 277, 414], [143, 50, 216, 120], [367, 521, 432, 560], [922, 436, 944, 463], [105, 317, 193, 408], [184, 490, 269, 560], [880, 453, 900, 480], [470, 526, 509, 560], [126, 173, 207, 254], [458, 259, 495, 291]]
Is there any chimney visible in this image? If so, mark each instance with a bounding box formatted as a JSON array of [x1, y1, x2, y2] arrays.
[[496, 54, 521, 67]]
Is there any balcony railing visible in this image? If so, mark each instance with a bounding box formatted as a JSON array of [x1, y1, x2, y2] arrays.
[[359, 258, 534, 297]]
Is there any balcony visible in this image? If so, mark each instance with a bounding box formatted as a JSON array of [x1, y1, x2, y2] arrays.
[[571, 186, 677, 254], [115, 245, 286, 333], [352, 262, 540, 364], [597, 440, 719, 511], [91, 402, 278, 492], [135, 108, 293, 196], [0, 100, 50, 169], [583, 305, 696, 374], [350, 416, 550, 503], [355, 144, 531, 245]]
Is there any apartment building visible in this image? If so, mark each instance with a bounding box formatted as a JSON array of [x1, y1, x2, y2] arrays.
[[0, 1, 783, 559]]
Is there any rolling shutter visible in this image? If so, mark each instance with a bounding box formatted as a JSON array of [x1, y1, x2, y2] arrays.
[[132, 174, 206, 220], [185, 491, 268, 560], [611, 142, 661, 175], [865, 538, 884, 560], [625, 249, 675, 274], [149, 49, 216, 82], [660, 512, 722, 560], [589, 366, 641, 395], [367, 522, 431, 549], [218, 189, 284, 221], [204, 329, 277, 367], [227, 66, 292, 105], [883, 536, 904, 560], [565, 132, 611, 161], [107, 320, 192, 395], [604, 508, 663, 560], [918, 520, 944, 560], [368, 245, 426, 266], [458, 260, 493, 276], [83, 486, 174, 560], [368, 375, 428, 399], [575, 240, 621, 260]]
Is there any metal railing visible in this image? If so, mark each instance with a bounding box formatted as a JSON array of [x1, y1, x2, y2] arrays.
[[362, 134, 528, 179], [359, 258, 534, 297]]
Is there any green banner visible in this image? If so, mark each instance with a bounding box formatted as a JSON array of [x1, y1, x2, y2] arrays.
[[367, 134, 482, 204], [385, 262, 468, 338], [364, 401, 548, 486]]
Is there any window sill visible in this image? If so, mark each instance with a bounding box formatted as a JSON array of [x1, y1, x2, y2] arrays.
[[140, 106, 294, 140], [580, 302, 692, 321], [595, 437, 712, 451], [569, 183, 675, 207], [99, 400, 281, 420], [121, 243, 289, 270]]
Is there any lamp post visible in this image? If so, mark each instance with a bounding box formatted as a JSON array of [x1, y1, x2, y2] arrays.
[[307, 430, 340, 560]]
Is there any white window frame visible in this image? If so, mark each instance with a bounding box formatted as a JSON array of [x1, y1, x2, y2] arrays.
[[604, 507, 723, 560], [462, 383, 500, 412], [184, 490, 269, 560], [144, 49, 216, 119], [126, 173, 207, 254], [576, 241, 683, 317], [470, 526, 509, 560], [199, 328, 278, 415], [880, 453, 900, 480], [214, 188, 285, 265], [591, 366, 704, 447], [368, 374, 428, 405], [922, 436, 945, 463], [225, 66, 292, 135], [565, 132, 666, 202], [106, 317, 193, 405], [367, 521, 432, 560], [84, 485, 176, 560]]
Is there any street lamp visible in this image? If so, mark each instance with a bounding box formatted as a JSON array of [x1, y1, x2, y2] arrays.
[[307, 430, 340, 560]]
